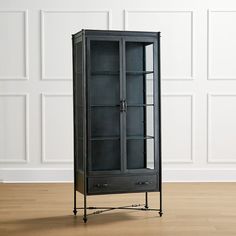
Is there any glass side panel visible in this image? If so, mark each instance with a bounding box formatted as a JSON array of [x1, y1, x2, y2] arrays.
[[127, 139, 154, 169], [125, 41, 154, 170], [74, 41, 84, 171], [89, 40, 121, 171]]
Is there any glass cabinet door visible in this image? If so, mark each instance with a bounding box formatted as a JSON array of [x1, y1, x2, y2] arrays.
[[87, 39, 121, 172], [125, 40, 156, 171]]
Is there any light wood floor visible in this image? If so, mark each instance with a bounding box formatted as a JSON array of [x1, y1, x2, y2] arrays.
[[0, 183, 236, 236]]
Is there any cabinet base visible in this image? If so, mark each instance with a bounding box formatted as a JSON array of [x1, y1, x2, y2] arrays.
[[75, 204, 162, 223]]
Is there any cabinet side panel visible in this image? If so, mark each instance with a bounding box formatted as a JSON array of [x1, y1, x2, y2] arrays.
[[73, 36, 85, 194]]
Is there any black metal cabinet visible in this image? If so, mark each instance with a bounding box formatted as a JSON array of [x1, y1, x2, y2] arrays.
[[72, 30, 162, 222]]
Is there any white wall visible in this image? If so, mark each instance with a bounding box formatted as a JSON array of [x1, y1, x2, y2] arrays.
[[1, 0, 236, 182]]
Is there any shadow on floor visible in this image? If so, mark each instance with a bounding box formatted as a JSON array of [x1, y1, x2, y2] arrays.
[[1, 211, 139, 235]]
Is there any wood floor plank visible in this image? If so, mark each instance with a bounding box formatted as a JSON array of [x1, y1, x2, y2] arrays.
[[0, 183, 235, 236]]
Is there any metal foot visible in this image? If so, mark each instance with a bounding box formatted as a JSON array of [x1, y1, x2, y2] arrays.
[[145, 192, 148, 209], [159, 211, 163, 217], [73, 209, 77, 216], [83, 217, 87, 223]]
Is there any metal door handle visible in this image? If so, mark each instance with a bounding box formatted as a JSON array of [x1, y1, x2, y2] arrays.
[[120, 100, 127, 112], [136, 181, 152, 185], [94, 183, 109, 188]]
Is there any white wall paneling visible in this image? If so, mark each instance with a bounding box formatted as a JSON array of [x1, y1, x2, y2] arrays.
[[0, 10, 28, 80], [124, 10, 193, 80], [207, 10, 236, 80], [207, 94, 236, 163], [41, 10, 111, 80], [162, 94, 194, 163], [0, 94, 29, 163], [41, 94, 73, 163], [1, 0, 236, 182]]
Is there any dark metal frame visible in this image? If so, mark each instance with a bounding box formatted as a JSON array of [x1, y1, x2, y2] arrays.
[[72, 30, 162, 223]]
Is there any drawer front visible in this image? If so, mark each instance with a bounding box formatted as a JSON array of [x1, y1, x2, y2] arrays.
[[88, 174, 158, 195]]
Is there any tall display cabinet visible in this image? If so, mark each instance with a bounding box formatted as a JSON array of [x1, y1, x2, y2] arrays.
[[72, 30, 162, 223]]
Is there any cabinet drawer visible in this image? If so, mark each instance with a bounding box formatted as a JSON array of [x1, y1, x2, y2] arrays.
[[87, 174, 158, 195]]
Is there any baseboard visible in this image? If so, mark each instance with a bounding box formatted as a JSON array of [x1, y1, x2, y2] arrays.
[[1, 168, 236, 183], [0, 168, 73, 183], [163, 169, 236, 182]]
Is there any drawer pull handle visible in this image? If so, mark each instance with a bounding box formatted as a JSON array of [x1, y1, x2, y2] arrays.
[[136, 181, 152, 185], [94, 183, 108, 188]]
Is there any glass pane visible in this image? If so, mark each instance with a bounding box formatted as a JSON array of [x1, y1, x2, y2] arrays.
[[74, 41, 84, 171], [90, 40, 120, 106], [91, 140, 120, 171], [127, 140, 145, 169], [126, 42, 153, 105], [91, 40, 119, 72], [127, 139, 154, 170], [91, 107, 120, 138], [89, 40, 121, 171], [90, 74, 119, 105], [146, 139, 154, 169], [126, 41, 154, 170]]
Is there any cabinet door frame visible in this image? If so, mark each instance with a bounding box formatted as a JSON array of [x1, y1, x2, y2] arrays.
[[86, 36, 123, 175], [86, 34, 160, 176], [122, 36, 159, 174]]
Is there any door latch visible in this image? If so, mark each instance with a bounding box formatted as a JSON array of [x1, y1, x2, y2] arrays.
[[120, 100, 127, 112]]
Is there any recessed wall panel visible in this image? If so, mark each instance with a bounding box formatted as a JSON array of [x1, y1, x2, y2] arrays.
[[0, 95, 28, 162], [208, 95, 236, 162], [41, 11, 110, 79], [125, 11, 193, 79], [42, 94, 73, 162], [208, 11, 236, 79], [0, 11, 27, 79], [162, 95, 193, 163]]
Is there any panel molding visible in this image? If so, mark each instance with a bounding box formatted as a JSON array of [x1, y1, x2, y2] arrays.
[[0, 94, 29, 163], [0, 10, 28, 80], [207, 10, 236, 80], [40, 9, 112, 80], [41, 93, 73, 163], [207, 93, 236, 163], [162, 94, 194, 163], [124, 9, 193, 80]]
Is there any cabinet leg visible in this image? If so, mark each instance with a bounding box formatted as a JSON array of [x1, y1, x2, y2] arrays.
[[83, 193, 87, 223], [159, 189, 163, 217], [73, 181, 77, 215], [73, 209, 77, 216], [145, 192, 148, 209]]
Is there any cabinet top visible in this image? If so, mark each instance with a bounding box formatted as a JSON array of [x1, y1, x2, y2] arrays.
[[72, 29, 160, 39]]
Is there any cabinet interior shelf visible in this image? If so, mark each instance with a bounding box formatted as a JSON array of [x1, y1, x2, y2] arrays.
[[91, 71, 154, 76], [90, 136, 154, 141], [127, 71, 154, 75], [90, 104, 154, 107]]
